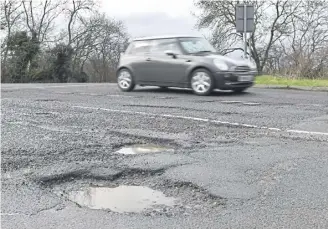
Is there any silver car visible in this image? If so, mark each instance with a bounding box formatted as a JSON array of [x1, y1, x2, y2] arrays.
[[116, 35, 257, 96]]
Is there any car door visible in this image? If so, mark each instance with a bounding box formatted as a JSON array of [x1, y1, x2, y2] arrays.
[[125, 40, 152, 82], [147, 39, 190, 85]]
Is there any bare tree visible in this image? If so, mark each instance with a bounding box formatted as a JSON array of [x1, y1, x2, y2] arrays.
[[21, 0, 65, 43], [74, 13, 129, 82], [32, 0, 97, 83], [1, 0, 129, 83], [284, 0, 328, 78], [196, 0, 302, 74], [263, 0, 328, 78], [65, 0, 96, 45], [70, 12, 105, 73], [1, 0, 23, 81], [13, 0, 65, 82]]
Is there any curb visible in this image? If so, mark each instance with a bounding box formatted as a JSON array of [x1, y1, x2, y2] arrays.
[[254, 85, 328, 92]]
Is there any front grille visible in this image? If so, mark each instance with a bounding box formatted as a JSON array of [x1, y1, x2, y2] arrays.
[[234, 65, 250, 72]]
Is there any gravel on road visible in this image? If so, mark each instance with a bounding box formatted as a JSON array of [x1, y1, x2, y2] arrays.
[[1, 84, 328, 229]]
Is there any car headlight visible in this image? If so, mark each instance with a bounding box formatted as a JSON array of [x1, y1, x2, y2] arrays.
[[213, 59, 229, 71]]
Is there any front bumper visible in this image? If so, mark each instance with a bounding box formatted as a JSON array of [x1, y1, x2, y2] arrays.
[[213, 71, 257, 90]]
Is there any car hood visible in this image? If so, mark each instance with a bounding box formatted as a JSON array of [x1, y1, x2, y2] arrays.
[[205, 54, 251, 66]]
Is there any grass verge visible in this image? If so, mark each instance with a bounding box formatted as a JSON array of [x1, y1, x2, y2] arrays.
[[255, 75, 328, 87]]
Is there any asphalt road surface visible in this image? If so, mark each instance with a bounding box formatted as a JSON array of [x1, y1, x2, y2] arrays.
[[1, 84, 328, 229]]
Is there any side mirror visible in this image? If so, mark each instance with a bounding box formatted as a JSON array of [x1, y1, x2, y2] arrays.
[[164, 50, 177, 58]]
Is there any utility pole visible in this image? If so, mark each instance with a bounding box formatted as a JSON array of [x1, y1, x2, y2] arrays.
[[243, 4, 247, 59]]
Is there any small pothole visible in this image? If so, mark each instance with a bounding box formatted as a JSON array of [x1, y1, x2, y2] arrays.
[[56, 185, 176, 213], [115, 144, 174, 155]]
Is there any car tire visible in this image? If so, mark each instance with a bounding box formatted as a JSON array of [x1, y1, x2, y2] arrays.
[[190, 68, 214, 96], [233, 88, 247, 93], [117, 68, 135, 92]]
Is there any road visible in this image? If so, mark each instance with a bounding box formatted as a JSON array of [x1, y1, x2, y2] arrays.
[[1, 84, 328, 229]]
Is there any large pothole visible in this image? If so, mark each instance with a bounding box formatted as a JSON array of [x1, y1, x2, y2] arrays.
[[39, 167, 225, 216], [55, 185, 176, 213]]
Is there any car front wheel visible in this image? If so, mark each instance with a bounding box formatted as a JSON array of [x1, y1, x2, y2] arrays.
[[190, 68, 214, 96], [117, 68, 135, 92]]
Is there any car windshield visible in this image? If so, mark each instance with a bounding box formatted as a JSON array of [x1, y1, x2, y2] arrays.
[[179, 37, 216, 54]]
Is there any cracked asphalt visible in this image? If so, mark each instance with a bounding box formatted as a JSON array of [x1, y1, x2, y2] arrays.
[[1, 83, 328, 229]]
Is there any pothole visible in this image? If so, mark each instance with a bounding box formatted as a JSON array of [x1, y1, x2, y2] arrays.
[[115, 144, 174, 155], [39, 167, 225, 216], [56, 185, 176, 213]]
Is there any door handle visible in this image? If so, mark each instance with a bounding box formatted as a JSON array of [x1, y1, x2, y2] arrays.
[[146, 57, 151, 61], [186, 60, 191, 62]]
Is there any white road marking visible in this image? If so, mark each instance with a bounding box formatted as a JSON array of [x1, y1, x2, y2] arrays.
[[1, 213, 25, 216], [286, 129, 328, 136], [73, 105, 328, 137], [240, 124, 259, 128], [212, 121, 232, 125], [243, 102, 261, 106], [268, 128, 282, 131], [229, 122, 240, 126]]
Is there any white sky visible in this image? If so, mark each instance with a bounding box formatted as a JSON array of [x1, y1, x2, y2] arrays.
[[0, 0, 241, 57], [100, 0, 204, 38], [0, 0, 203, 41], [100, 0, 241, 57]]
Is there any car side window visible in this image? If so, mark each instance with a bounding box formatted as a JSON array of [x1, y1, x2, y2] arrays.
[[150, 39, 181, 55], [180, 40, 205, 53], [126, 40, 151, 55]]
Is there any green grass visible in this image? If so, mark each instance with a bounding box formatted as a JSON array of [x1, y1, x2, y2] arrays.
[[255, 75, 328, 87]]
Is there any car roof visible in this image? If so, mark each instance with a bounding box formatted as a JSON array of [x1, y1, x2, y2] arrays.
[[133, 35, 202, 41]]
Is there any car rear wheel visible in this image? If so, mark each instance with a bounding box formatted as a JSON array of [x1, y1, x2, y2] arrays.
[[117, 68, 135, 92], [190, 69, 214, 96]]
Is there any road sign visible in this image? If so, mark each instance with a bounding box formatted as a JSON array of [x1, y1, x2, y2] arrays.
[[235, 4, 254, 33], [235, 4, 254, 60]]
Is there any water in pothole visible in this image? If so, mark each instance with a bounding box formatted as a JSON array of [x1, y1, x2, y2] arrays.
[[63, 185, 176, 213], [115, 144, 174, 155]]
